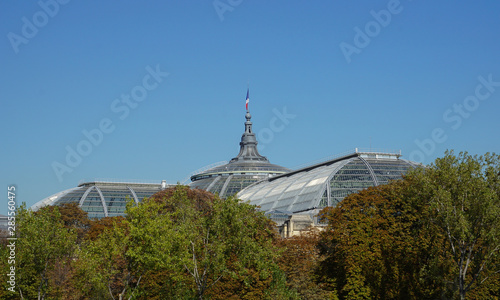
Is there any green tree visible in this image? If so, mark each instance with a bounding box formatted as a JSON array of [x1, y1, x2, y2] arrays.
[[43, 203, 90, 244], [318, 181, 449, 299], [409, 151, 500, 299], [126, 186, 291, 299], [42, 203, 92, 298], [318, 151, 500, 299], [125, 190, 191, 299], [72, 219, 141, 300], [16, 204, 77, 299]]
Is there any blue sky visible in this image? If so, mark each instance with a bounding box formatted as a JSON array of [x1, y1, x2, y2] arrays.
[[1, 1, 500, 214]]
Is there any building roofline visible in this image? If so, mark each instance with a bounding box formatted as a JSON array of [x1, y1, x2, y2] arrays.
[[191, 169, 289, 180], [269, 148, 402, 182], [77, 179, 174, 188]]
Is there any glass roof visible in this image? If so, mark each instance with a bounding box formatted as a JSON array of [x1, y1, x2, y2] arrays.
[[31, 182, 169, 219], [190, 172, 285, 198], [238, 153, 418, 214]]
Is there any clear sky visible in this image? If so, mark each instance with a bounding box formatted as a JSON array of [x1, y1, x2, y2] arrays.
[[1, 1, 499, 214]]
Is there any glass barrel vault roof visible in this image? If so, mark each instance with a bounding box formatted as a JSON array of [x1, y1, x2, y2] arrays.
[[237, 150, 419, 214], [31, 181, 172, 219]]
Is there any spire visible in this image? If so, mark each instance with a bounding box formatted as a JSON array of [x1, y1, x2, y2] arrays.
[[230, 91, 269, 163]]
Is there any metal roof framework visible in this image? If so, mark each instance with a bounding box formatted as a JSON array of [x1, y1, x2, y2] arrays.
[[238, 151, 418, 215], [31, 181, 170, 218]]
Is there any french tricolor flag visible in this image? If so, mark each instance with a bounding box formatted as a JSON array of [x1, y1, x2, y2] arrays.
[[245, 88, 249, 111]]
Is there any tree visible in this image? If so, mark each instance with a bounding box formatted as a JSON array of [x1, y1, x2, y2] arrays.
[[126, 185, 291, 299], [16, 204, 77, 299], [71, 220, 141, 300], [276, 229, 332, 299], [318, 181, 450, 299], [43, 203, 90, 243], [318, 151, 500, 299], [85, 215, 127, 241], [408, 151, 500, 299], [41, 203, 92, 298]]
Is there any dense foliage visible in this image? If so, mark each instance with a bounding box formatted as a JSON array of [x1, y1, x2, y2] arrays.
[[318, 151, 500, 299], [1, 186, 299, 299], [1, 151, 498, 299]]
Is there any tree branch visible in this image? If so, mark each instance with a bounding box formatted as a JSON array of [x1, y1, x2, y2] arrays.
[[108, 285, 116, 300], [127, 275, 142, 300]]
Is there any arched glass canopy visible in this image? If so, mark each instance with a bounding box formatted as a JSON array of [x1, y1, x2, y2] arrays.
[[31, 181, 171, 219], [237, 149, 419, 220]]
